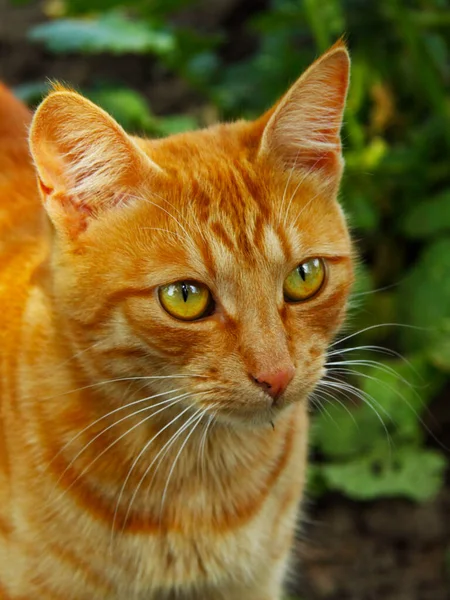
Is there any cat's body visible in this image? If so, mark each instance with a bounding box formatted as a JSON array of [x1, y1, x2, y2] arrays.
[[0, 44, 352, 599]]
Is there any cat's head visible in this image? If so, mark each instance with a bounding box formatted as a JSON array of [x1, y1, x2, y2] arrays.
[[29, 42, 353, 426]]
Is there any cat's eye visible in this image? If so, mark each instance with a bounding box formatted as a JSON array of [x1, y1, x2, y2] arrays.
[[158, 281, 213, 321], [283, 258, 325, 302]]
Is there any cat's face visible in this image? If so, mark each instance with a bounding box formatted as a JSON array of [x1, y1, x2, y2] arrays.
[[30, 42, 353, 426]]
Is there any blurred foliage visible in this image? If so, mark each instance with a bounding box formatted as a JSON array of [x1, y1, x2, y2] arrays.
[[86, 87, 198, 135], [29, 12, 176, 54], [15, 0, 450, 502]]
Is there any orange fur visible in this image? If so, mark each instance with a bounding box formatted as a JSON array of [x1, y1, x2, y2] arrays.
[[0, 43, 353, 599]]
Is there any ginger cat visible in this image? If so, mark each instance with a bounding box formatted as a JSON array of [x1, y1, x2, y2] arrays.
[[0, 42, 352, 599]]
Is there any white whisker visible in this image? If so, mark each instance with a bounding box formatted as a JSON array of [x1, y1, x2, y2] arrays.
[[312, 387, 358, 424], [327, 344, 403, 359], [318, 378, 394, 453], [320, 376, 392, 420], [159, 408, 206, 520], [50, 340, 104, 372], [112, 398, 204, 538], [198, 406, 217, 480], [330, 323, 425, 349], [51, 388, 184, 464], [310, 392, 342, 427], [326, 359, 418, 390], [54, 392, 191, 503], [42, 374, 205, 401]]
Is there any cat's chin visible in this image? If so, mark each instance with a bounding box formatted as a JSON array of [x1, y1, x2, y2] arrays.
[[211, 400, 299, 429]]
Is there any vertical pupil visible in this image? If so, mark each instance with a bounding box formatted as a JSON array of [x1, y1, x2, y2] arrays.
[[181, 283, 189, 302], [298, 265, 306, 281]]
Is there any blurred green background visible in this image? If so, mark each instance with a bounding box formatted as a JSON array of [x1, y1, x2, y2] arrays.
[[1, 0, 449, 597]]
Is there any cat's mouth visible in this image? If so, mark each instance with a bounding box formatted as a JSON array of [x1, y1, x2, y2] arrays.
[[199, 388, 300, 428]]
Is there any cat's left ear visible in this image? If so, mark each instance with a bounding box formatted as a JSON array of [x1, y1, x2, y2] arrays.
[[29, 86, 161, 237], [258, 40, 350, 188]]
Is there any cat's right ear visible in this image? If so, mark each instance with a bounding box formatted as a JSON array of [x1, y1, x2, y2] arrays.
[[29, 87, 161, 237]]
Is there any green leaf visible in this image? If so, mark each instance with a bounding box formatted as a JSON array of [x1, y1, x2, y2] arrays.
[[87, 86, 198, 135], [312, 398, 385, 460], [87, 87, 155, 132], [61, 0, 197, 17], [341, 190, 380, 231], [313, 355, 445, 464], [346, 137, 388, 171], [306, 463, 329, 498], [349, 263, 374, 307], [155, 115, 198, 136], [321, 446, 447, 502], [399, 237, 450, 357], [428, 324, 450, 372], [29, 12, 175, 55], [358, 356, 444, 443], [403, 191, 450, 239]]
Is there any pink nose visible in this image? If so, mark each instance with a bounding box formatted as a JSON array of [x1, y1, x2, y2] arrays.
[[253, 366, 295, 400]]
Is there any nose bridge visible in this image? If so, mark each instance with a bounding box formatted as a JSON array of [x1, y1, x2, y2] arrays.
[[239, 300, 293, 375]]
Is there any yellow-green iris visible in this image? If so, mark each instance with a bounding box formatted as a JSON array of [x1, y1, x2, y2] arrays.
[[283, 258, 325, 302], [159, 281, 212, 321]]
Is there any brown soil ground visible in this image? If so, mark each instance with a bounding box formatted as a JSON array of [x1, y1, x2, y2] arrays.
[[293, 491, 450, 600]]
